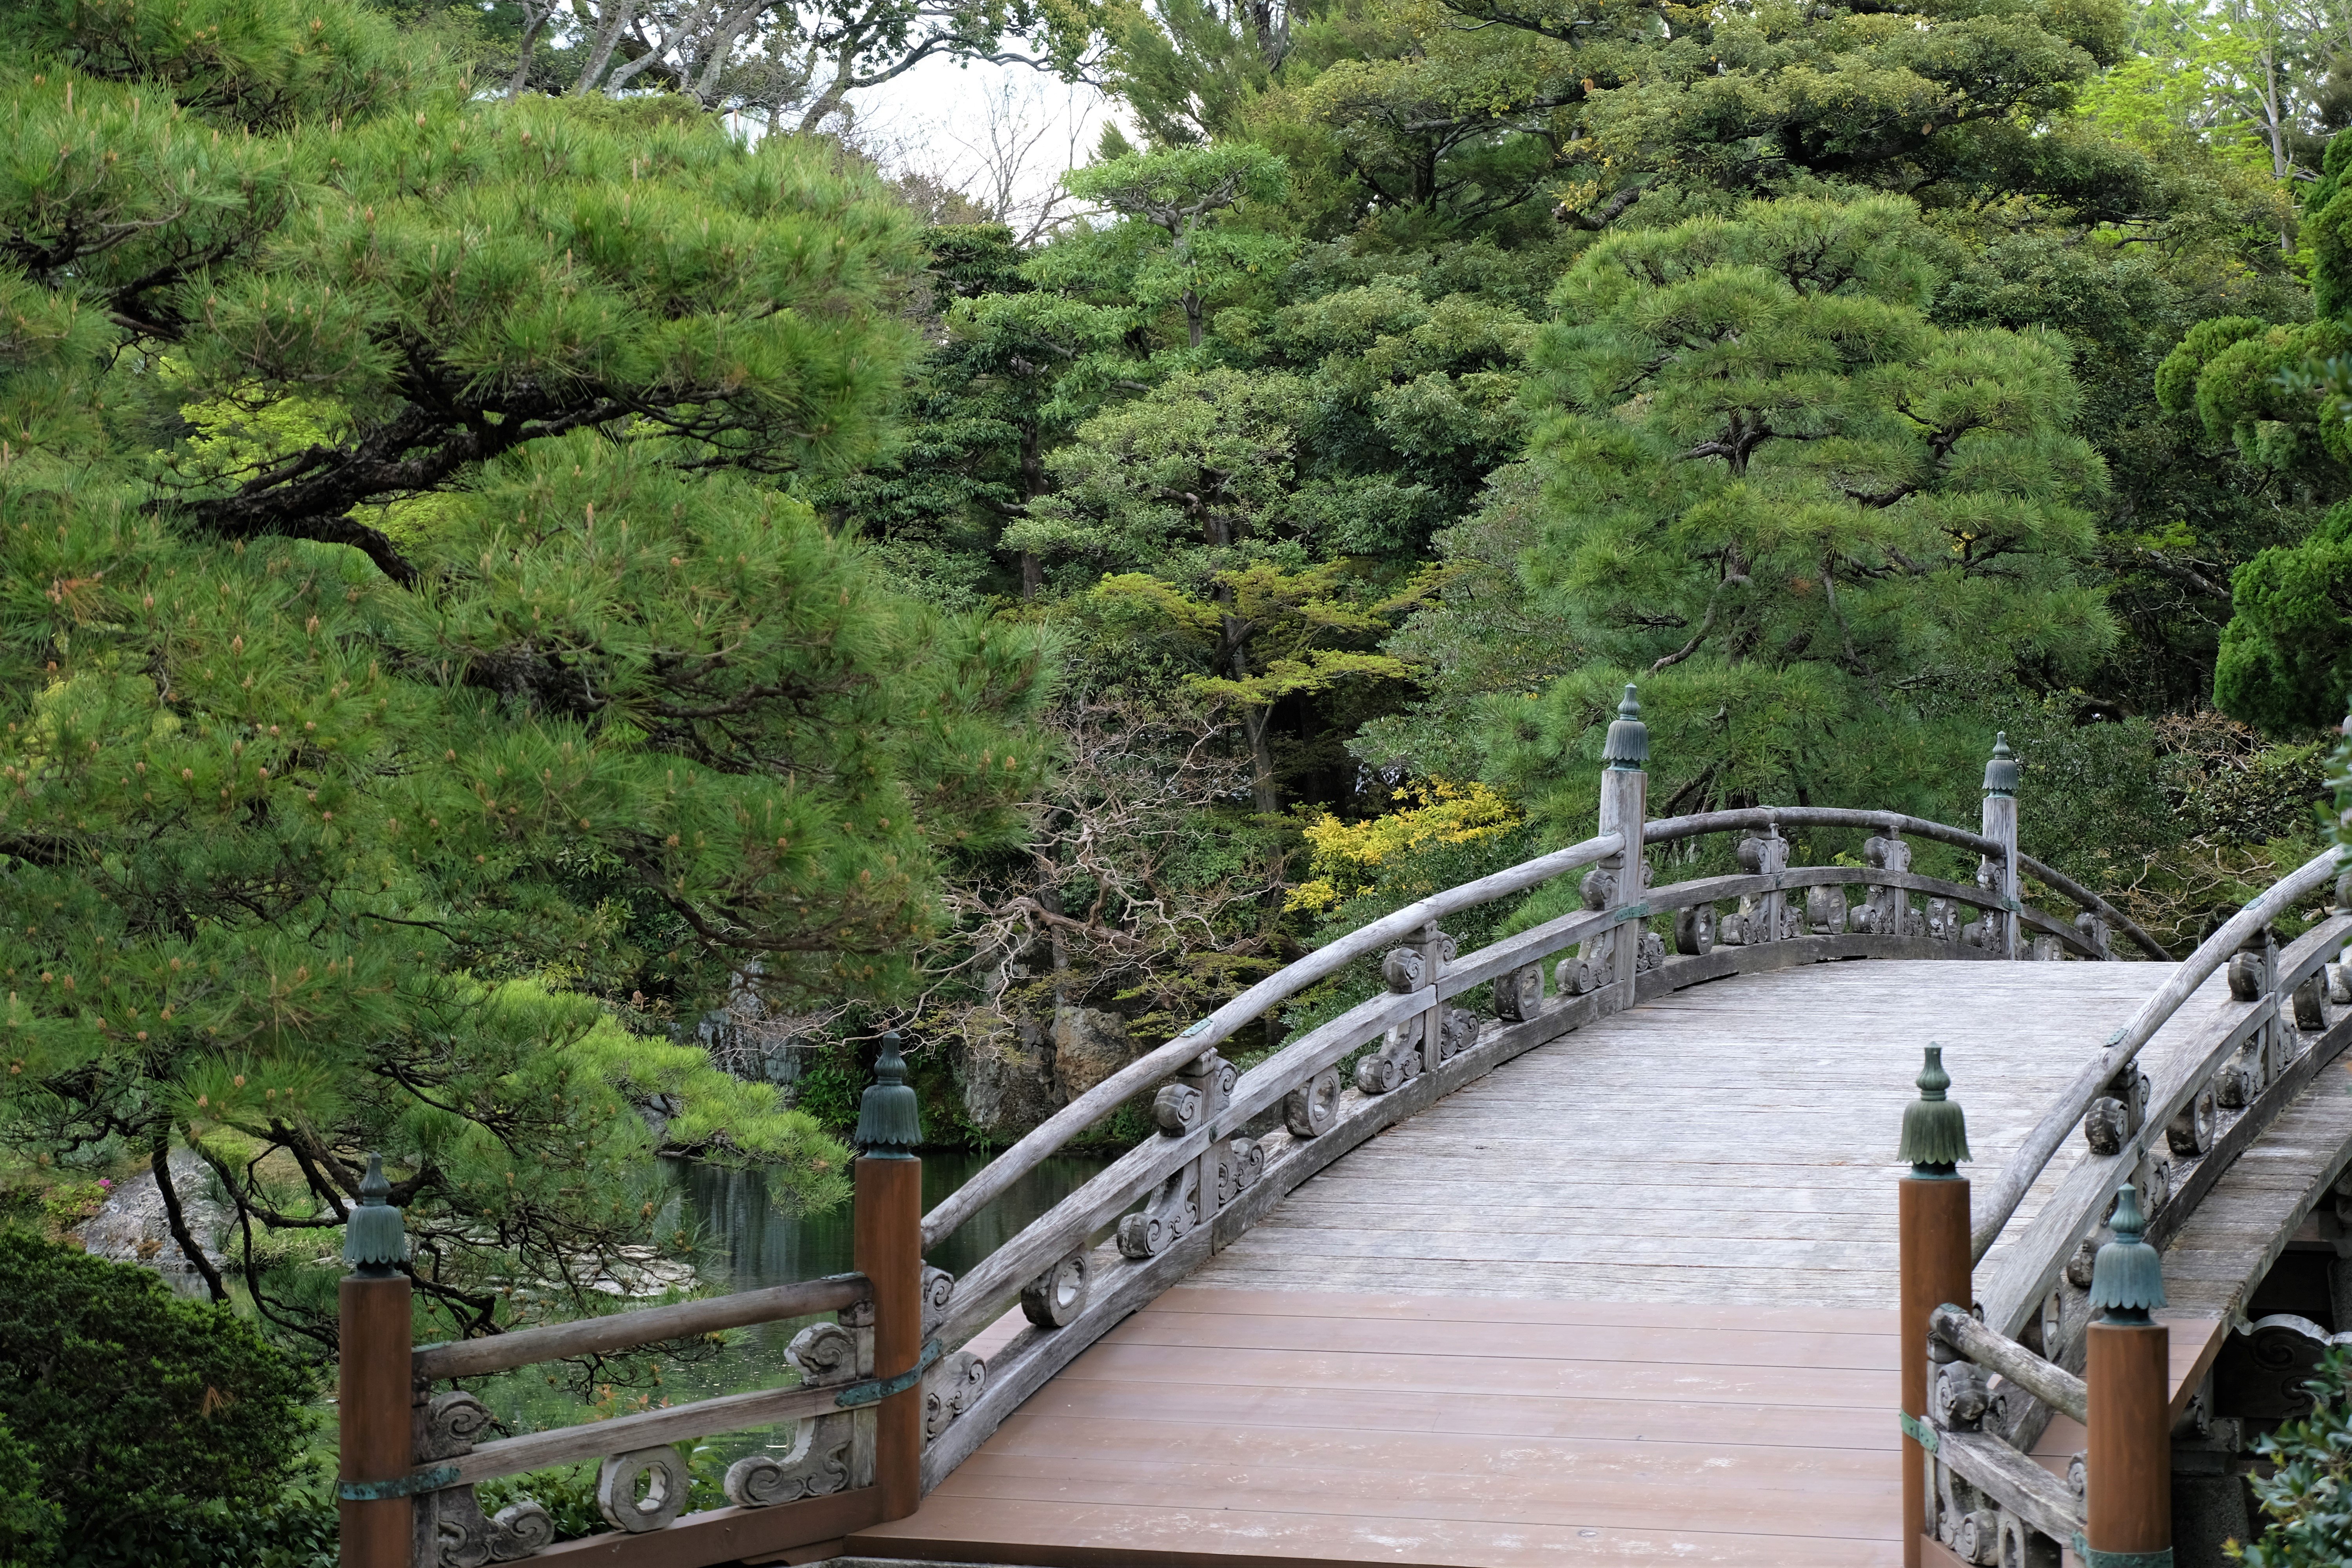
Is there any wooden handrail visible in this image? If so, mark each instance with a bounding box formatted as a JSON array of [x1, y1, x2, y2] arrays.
[[923, 801, 2151, 1255], [1643, 806, 2171, 960], [1930, 1303, 2087, 1425], [1968, 846, 2344, 1265], [918, 830, 1625, 1251], [411, 1274, 873, 1383]]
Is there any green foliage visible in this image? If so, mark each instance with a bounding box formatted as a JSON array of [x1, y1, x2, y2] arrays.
[[2230, 1347, 2352, 1566], [2216, 501, 2352, 734], [0, 0, 1052, 1341], [0, 1236, 307, 1563], [1482, 195, 2113, 829]]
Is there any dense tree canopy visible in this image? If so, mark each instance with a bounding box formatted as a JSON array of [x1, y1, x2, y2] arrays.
[[0, 0, 1047, 1342]]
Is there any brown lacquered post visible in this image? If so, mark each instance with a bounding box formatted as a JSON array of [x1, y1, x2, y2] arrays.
[[857, 1151, 924, 1519], [338, 1270, 413, 1568], [2087, 1318, 2170, 1558], [1899, 1172, 1971, 1567]]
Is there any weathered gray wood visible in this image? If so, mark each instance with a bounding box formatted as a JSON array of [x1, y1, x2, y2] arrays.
[[1203, 962, 2171, 1307], [1979, 919, 2352, 1338], [1971, 859, 2343, 1264], [934, 985, 1432, 1347], [419, 1377, 841, 1487], [411, 1275, 870, 1383], [1931, 1427, 2083, 1544], [918, 832, 1622, 1252], [1928, 1304, 2087, 1425], [1642, 806, 2168, 960], [2161, 1057, 2352, 1324], [921, 1226, 1212, 1492]]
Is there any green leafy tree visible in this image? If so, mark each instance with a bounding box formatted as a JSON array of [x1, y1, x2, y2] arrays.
[[1045, 144, 1293, 348], [1477, 196, 2114, 826], [0, 0, 1047, 1344]]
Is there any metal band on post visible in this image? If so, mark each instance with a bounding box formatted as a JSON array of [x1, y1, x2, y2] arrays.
[[338, 1154, 412, 1568], [1898, 1047, 1972, 1568]]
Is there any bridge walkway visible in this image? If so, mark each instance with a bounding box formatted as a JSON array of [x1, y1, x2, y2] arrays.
[[847, 962, 2233, 1568]]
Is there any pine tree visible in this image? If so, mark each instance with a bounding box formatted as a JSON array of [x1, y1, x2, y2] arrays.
[[0, 0, 1048, 1346], [1479, 196, 2115, 828]]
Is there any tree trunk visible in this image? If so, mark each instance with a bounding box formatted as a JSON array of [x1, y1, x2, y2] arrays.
[[1239, 704, 1281, 817], [507, 2, 552, 98], [1182, 287, 1203, 348], [572, 0, 639, 95], [153, 1136, 229, 1303]]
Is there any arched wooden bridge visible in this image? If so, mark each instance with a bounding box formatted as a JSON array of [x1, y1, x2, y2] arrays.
[[338, 708, 2352, 1568]]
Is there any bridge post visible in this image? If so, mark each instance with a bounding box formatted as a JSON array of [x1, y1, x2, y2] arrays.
[[2084, 1185, 2170, 1568], [1597, 685, 1648, 1008], [855, 1035, 927, 1521], [336, 1155, 412, 1568], [1897, 1047, 1971, 1568], [1980, 734, 2021, 959]]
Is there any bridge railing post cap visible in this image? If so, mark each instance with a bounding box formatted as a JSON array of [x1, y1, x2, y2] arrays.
[[855, 1032, 924, 1158], [1602, 683, 1649, 769], [1982, 732, 2020, 796], [2088, 1183, 2165, 1321], [1899, 1043, 1971, 1173], [341, 1152, 408, 1273]]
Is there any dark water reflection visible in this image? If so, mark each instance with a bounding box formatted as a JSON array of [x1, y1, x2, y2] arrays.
[[675, 1149, 1112, 1289], [472, 1148, 1109, 1448]]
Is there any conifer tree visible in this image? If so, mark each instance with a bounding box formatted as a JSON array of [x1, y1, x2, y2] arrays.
[[0, 0, 1047, 1345], [1481, 196, 2114, 828]]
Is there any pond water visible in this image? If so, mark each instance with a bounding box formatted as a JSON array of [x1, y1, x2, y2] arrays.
[[465, 1148, 1110, 1459]]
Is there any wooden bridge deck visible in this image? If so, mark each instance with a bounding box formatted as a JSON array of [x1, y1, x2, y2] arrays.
[[845, 962, 2260, 1568]]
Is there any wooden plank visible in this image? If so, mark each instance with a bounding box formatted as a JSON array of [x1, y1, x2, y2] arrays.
[[412, 1274, 869, 1383], [429, 1377, 841, 1486], [533, 1486, 882, 1566], [849, 1493, 1906, 1567], [1931, 1428, 2083, 1543]]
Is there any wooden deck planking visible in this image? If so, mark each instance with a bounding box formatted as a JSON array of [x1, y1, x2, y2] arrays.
[[1201, 962, 2205, 1307], [852, 961, 2275, 1568], [851, 1293, 1909, 1567]]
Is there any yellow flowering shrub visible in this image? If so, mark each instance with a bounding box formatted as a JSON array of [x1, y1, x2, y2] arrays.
[[1286, 780, 1521, 911]]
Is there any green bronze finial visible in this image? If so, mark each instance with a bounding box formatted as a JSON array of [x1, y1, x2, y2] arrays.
[[341, 1153, 407, 1275], [2089, 1184, 2165, 1324], [1982, 732, 2020, 796], [1601, 684, 1648, 770], [854, 1033, 924, 1159], [1898, 1044, 1971, 1176]]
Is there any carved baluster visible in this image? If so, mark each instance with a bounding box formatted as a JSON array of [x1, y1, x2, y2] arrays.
[[723, 1320, 869, 1504], [1359, 925, 1452, 1089], [1561, 867, 1618, 992], [1980, 733, 2021, 959], [1861, 828, 1911, 937], [2072, 909, 2112, 961], [2220, 926, 2282, 1104], [412, 1393, 555, 1566], [1735, 823, 1791, 942], [1805, 882, 1847, 935], [1118, 1046, 1234, 1256]]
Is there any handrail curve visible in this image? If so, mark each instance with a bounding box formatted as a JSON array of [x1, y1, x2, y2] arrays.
[[927, 802, 2165, 1253], [1968, 844, 2345, 1265], [1644, 806, 2171, 960], [918, 829, 1624, 1252]]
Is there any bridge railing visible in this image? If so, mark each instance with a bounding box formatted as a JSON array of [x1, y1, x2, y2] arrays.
[[1899, 843, 2351, 1566], [333, 1116, 932, 1568], [911, 690, 2153, 1487]]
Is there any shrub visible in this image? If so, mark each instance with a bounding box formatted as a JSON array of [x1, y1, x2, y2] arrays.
[[2230, 1347, 2352, 1565], [0, 1235, 309, 1563]]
